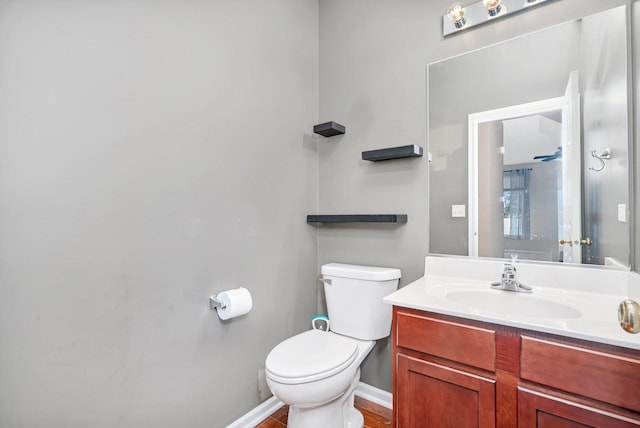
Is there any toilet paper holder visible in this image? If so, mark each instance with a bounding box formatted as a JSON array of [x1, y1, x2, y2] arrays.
[[209, 294, 227, 310], [209, 287, 253, 320]]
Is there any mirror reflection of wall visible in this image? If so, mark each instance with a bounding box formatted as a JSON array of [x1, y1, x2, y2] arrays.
[[428, 5, 629, 267]]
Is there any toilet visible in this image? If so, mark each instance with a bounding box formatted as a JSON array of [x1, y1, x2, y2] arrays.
[[265, 263, 401, 428]]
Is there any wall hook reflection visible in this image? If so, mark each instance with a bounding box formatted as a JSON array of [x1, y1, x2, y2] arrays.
[[589, 148, 612, 172]]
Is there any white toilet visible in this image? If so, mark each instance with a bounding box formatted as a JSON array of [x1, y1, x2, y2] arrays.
[[265, 263, 401, 428]]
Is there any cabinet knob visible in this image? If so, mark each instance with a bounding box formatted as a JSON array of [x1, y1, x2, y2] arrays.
[[618, 299, 640, 334]]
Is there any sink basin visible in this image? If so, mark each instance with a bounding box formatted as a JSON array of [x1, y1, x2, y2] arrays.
[[445, 289, 582, 319]]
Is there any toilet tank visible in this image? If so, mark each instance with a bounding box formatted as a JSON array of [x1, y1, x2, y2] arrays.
[[321, 263, 401, 341]]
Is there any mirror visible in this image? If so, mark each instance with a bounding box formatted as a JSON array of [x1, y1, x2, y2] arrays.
[[428, 6, 630, 267]]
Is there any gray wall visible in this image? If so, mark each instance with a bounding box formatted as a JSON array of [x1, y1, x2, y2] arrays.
[[318, 0, 632, 393], [0, 1, 318, 427]]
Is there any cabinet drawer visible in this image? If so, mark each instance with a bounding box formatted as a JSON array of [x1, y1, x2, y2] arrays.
[[396, 311, 496, 371], [518, 387, 640, 428], [521, 336, 640, 412]]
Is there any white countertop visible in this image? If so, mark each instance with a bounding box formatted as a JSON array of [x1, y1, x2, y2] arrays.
[[383, 256, 640, 351]]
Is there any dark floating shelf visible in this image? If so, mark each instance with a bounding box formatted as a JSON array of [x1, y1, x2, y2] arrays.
[[313, 121, 346, 137], [307, 214, 408, 224], [362, 144, 423, 162]]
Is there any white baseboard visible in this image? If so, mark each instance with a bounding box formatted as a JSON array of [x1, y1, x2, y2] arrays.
[[225, 395, 284, 428], [355, 382, 392, 409], [225, 382, 392, 427]]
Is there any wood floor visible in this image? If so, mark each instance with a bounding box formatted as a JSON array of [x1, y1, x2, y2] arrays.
[[255, 396, 392, 427]]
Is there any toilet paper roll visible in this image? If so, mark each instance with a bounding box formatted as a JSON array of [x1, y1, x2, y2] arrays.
[[216, 288, 253, 320]]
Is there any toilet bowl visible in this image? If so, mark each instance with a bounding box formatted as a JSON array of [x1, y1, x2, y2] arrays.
[[266, 330, 374, 427], [265, 263, 401, 428]]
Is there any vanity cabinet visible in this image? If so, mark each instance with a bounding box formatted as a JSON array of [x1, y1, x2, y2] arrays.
[[392, 307, 640, 428]]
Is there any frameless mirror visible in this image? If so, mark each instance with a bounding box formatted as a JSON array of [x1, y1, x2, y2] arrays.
[[428, 6, 630, 267]]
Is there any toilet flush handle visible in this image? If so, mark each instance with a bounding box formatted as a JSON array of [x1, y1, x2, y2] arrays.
[[318, 277, 332, 285]]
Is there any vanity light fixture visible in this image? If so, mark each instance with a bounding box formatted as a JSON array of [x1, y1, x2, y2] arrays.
[[447, 3, 467, 28], [443, 0, 554, 37]]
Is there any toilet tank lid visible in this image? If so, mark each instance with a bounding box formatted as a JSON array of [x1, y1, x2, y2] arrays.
[[321, 263, 401, 281]]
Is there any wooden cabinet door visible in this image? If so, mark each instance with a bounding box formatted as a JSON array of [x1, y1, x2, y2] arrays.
[[518, 387, 640, 428], [396, 353, 496, 428]]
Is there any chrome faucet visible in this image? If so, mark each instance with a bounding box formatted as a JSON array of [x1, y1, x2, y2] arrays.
[[491, 263, 532, 293]]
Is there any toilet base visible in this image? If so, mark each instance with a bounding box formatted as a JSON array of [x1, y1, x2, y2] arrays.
[[287, 368, 363, 428], [345, 407, 364, 428]]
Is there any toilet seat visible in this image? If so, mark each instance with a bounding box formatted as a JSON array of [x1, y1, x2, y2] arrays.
[[266, 330, 358, 385]]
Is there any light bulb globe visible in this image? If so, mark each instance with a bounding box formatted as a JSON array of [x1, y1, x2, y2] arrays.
[[447, 3, 466, 28], [482, 0, 503, 16]]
